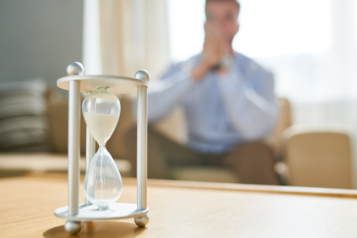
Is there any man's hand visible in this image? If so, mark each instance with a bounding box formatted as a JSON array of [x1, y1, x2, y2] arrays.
[[202, 22, 226, 68], [192, 22, 226, 81]]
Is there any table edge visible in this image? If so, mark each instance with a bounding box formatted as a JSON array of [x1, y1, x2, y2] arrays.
[[9, 173, 357, 199], [143, 179, 357, 199]]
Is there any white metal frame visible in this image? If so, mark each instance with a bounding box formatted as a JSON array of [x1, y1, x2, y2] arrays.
[[54, 62, 150, 235]]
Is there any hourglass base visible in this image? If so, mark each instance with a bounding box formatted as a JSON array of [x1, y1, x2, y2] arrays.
[[55, 203, 149, 222]]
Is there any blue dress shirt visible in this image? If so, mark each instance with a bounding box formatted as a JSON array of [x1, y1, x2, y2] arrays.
[[134, 52, 279, 155]]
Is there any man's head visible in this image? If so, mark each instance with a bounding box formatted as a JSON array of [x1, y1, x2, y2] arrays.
[[205, 0, 240, 44]]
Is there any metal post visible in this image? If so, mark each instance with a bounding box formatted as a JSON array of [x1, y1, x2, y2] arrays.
[[64, 62, 84, 235], [136, 86, 148, 210], [133, 69, 150, 228], [85, 99, 96, 205], [68, 80, 81, 216]]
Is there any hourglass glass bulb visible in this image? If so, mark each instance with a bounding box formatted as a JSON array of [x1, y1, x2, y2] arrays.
[[84, 147, 123, 210], [83, 86, 120, 147], [82, 86, 123, 210]]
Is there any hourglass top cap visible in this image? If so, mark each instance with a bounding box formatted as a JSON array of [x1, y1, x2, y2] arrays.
[[58, 65, 148, 94], [67, 62, 84, 76], [135, 70, 150, 82], [96, 86, 109, 90]]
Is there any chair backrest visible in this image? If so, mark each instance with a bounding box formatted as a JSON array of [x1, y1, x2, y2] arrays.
[[283, 125, 354, 189]]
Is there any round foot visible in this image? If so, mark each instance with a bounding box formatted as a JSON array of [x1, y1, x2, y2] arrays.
[[65, 220, 82, 235], [135, 214, 149, 228]]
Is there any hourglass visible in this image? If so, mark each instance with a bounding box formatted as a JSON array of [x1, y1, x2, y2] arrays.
[[82, 86, 123, 210], [54, 62, 149, 235]]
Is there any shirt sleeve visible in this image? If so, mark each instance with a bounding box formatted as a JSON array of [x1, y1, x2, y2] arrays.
[[132, 63, 197, 124], [217, 61, 279, 141]]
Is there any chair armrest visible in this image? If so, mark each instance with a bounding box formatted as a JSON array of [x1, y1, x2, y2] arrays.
[[281, 124, 354, 188]]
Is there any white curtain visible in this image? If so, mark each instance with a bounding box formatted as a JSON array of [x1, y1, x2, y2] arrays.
[[82, 0, 187, 143], [82, 0, 170, 79], [82, 0, 102, 75]]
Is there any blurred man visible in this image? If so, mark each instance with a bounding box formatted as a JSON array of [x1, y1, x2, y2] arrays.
[[127, 0, 279, 184]]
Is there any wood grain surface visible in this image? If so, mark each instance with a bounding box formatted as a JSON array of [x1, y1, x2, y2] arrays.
[[2, 173, 357, 238]]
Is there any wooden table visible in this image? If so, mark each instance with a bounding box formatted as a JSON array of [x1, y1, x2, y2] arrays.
[[2, 173, 357, 238]]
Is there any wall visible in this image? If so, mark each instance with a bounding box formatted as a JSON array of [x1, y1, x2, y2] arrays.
[[0, 0, 83, 89]]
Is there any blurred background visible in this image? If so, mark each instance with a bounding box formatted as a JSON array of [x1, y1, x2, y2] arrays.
[[1, 0, 357, 189]]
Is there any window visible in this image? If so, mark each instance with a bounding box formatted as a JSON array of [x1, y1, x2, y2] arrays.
[[167, 0, 344, 101]]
